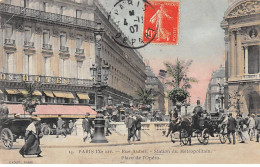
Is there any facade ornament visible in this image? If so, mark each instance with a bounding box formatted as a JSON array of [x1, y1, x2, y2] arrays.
[[227, 1, 260, 18], [249, 28, 258, 38], [35, 27, 42, 34], [52, 28, 59, 37], [69, 31, 75, 39], [15, 22, 24, 31]]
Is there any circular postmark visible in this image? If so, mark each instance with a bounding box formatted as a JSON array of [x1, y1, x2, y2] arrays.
[[108, 0, 158, 49]]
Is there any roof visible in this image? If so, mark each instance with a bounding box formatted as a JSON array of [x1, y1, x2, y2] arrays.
[[211, 67, 225, 79], [7, 104, 97, 116]]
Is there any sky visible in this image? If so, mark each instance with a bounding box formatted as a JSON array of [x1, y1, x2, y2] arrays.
[[99, 0, 229, 104]]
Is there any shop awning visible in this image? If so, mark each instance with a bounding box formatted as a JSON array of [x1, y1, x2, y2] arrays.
[[76, 92, 90, 100], [43, 91, 54, 97], [33, 90, 42, 96], [53, 91, 74, 98], [6, 104, 97, 117], [5, 89, 20, 94], [18, 89, 28, 95]]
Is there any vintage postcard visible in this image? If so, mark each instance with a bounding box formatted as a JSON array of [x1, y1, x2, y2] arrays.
[[0, 0, 260, 164]]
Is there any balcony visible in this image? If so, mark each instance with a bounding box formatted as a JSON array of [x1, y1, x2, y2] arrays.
[[0, 3, 96, 30], [60, 46, 69, 52], [24, 41, 34, 48], [42, 44, 52, 50], [4, 39, 15, 45], [242, 74, 260, 80]]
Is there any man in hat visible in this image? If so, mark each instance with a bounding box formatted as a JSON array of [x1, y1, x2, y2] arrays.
[[192, 100, 203, 128], [227, 113, 237, 144], [19, 116, 42, 157], [0, 100, 9, 119], [125, 113, 135, 144], [82, 113, 94, 142], [255, 114, 260, 142], [248, 114, 256, 141], [135, 113, 142, 141], [56, 115, 66, 138]]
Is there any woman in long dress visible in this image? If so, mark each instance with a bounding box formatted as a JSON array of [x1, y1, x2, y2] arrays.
[[19, 117, 42, 157]]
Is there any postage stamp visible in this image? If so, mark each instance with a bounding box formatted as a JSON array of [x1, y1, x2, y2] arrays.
[[143, 1, 180, 45]]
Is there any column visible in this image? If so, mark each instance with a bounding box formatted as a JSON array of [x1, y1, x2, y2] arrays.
[[229, 30, 235, 77], [244, 46, 248, 74], [237, 29, 244, 76]]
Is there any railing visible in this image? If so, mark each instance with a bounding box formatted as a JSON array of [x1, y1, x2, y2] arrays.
[[42, 44, 52, 50], [60, 46, 69, 52], [24, 41, 34, 47], [4, 39, 15, 45], [0, 73, 93, 86], [76, 48, 84, 54], [0, 3, 97, 29], [242, 74, 260, 80]]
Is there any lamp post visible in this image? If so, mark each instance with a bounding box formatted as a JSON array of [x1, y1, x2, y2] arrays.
[[90, 23, 110, 143]]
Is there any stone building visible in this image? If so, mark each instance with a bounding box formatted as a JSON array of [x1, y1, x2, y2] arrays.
[[145, 66, 165, 114], [0, 0, 146, 116], [205, 66, 225, 113], [221, 0, 260, 115]]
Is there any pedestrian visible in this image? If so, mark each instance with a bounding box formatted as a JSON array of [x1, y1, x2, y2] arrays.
[[125, 113, 135, 144], [69, 120, 74, 135], [105, 116, 112, 136], [248, 114, 256, 141], [0, 100, 9, 119], [227, 113, 236, 144], [255, 114, 260, 142], [237, 114, 249, 143], [19, 116, 43, 158], [82, 113, 94, 142], [56, 115, 67, 138], [135, 113, 142, 141]]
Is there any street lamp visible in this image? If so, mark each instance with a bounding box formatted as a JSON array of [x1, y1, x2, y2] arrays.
[[90, 22, 110, 143]]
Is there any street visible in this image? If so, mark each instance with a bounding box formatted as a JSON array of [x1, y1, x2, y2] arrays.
[[1, 134, 260, 164]]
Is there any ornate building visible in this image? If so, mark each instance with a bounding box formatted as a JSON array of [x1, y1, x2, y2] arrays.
[[145, 66, 165, 114], [0, 0, 146, 116], [221, 0, 260, 115], [205, 66, 225, 113]]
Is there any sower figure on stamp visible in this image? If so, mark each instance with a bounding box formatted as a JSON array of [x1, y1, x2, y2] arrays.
[[82, 113, 94, 142], [227, 113, 237, 145], [19, 116, 43, 158], [56, 115, 67, 138]]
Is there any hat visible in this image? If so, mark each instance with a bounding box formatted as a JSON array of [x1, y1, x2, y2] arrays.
[[31, 116, 41, 121]]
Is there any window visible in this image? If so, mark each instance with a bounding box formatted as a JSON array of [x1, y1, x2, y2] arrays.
[[24, 0, 29, 7], [60, 6, 64, 15], [4, 24, 12, 39], [24, 55, 33, 75], [77, 61, 83, 79], [76, 36, 82, 49], [43, 2, 47, 12], [60, 33, 66, 47], [60, 59, 69, 77], [76, 10, 82, 18], [44, 57, 51, 76], [24, 28, 31, 42], [248, 45, 260, 74], [7, 53, 14, 73], [43, 31, 49, 45]]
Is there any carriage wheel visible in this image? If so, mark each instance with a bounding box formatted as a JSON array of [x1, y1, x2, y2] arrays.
[[180, 129, 189, 145], [42, 125, 51, 135], [1, 128, 14, 150], [197, 132, 204, 144], [219, 134, 227, 144], [202, 128, 209, 145]]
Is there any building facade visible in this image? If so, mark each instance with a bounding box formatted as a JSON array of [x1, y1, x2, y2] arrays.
[[0, 0, 147, 115], [205, 66, 225, 113], [221, 0, 260, 115], [145, 66, 165, 114]]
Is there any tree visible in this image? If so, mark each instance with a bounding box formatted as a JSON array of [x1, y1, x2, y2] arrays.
[[20, 81, 42, 115], [164, 58, 197, 106], [134, 87, 156, 111]]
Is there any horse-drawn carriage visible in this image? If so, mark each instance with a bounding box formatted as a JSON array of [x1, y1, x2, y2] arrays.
[[0, 117, 32, 149], [171, 112, 228, 146]]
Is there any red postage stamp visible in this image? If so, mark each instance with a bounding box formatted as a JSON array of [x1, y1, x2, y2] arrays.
[[143, 1, 180, 45]]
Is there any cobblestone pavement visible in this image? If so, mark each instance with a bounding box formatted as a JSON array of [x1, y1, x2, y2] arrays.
[[1, 131, 260, 164]]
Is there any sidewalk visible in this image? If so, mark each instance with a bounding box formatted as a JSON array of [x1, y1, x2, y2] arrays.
[[10, 130, 171, 149]]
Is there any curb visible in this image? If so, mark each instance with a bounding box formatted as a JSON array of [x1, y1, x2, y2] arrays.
[[40, 140, 171, 148]]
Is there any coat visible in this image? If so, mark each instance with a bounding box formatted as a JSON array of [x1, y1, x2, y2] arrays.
[[227, 117, 237, 131], [248, 117, 255, 129], [125, 116, 135, 129], [82, 118, 93, 132], [255, 117, 260, 130], [135, 115, 142, 129], [57, 119, 64, 129]]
